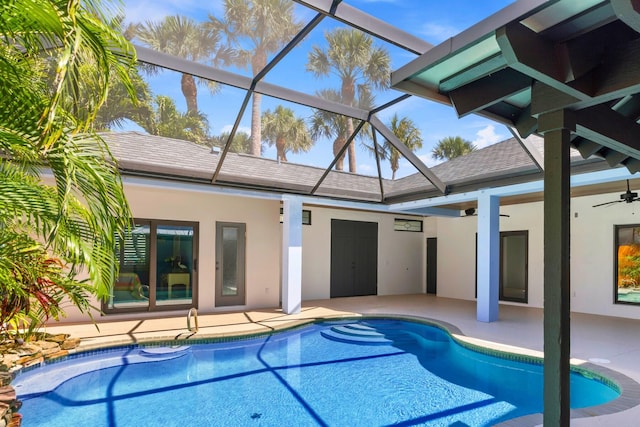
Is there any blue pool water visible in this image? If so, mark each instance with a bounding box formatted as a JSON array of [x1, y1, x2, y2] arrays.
[[14, 319, 618, 426]]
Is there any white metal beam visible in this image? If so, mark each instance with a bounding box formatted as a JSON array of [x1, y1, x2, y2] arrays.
[[390, 167, 637, 211]]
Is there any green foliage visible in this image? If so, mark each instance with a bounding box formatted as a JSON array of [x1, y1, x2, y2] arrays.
[[210, 131, 254, 154], [261, 106, 312, 162], [148, 96, 209, 144], [92, 66, 155, 132], [309, 89, 373, 171], [620, 257, 640, 287], [618, 244, 640, 287], [307, 28, 390, 173], [218, 0, 304, 156], [136, 15, 233, 114], [0, 231, 96, 338], [431, 136, 477, 161], [0, 0, 136, 333], [380, 114, 423, 180]]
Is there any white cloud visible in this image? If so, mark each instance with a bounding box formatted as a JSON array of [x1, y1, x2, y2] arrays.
[[393, 154, 440, 179], [418, 153, 439, 168], [358, 164, 375, 173], [472, 125, 503, 149], [123, 1, 223, 26], [420, 22, 460, 44]]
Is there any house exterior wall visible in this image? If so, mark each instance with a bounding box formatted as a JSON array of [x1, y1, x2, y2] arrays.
[[56, 177, 640, 324], [59, 181, 425, 323], [61, 182, 282, 322], [124, 185, 283, 312], [433, 191, 640, 320], [300, 207, 425, 300], [571, 191, 640, 319]]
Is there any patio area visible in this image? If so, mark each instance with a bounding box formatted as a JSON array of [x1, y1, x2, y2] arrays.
[[39, 294, 640, 426]]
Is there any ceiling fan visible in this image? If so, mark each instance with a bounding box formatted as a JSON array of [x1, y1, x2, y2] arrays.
[[463, 208, 510, 218], [592, 180, 640, 207]]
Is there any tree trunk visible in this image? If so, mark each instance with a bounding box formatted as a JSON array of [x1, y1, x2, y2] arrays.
[[391, 157, 399, 180], [276, 136, 287, 162], [250, 48, 267, 156], [333, 136, 345, 171], [342, 79, 357, 173], [251, 93, 262, 156], [181, 73, 198, 114], [346, 118, 356, 173]]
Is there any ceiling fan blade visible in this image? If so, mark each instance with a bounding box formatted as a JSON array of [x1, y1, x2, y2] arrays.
[[592, 200, 625, 208]]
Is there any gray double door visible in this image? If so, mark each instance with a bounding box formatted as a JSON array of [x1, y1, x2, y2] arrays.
[[330, 219, 378, 298]]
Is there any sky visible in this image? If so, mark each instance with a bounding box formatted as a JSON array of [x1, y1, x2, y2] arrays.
[[120, 0, 516, 180]]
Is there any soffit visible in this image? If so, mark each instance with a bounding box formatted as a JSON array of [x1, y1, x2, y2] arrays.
[[391, 0, 640, 175]]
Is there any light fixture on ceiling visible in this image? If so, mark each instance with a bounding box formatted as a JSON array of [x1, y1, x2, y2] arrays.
[[592, 180, 640, 207], [463, 207, 510, 218]]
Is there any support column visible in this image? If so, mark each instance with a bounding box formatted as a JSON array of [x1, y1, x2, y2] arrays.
[[281, 196, 302, 314], [540, 111, 572, 426], [476, 192, 500, 322]]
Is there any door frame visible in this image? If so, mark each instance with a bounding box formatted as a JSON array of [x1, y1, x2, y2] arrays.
[[215, 222, 246, 307], [104, 219, 199, 314], [499, 230, 529, 303], [330, 219, 378, 298]]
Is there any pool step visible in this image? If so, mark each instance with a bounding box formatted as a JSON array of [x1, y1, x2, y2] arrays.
[[321, 323, 413, 345]]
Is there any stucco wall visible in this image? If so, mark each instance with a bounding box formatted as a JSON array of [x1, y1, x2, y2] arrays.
[[61, 182, 282, 322], [125, 184, 282, 312], [301, 207, 425, 300], [60, 181, 425, 323], [433, 190, 640, 320], [56, 176, 640, 324], [571, 191, 640, 319]]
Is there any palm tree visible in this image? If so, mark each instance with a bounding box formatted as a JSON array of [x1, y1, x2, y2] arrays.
[[210, 131, 253, 154], [92, 66, 155, 131], [309, 89, 374, 171], [309, 90, 355, 171], [217, 0, 303, 156], [136, 15, 232, 115], [431, 136, 477, 161], [380, 114, 423, 180], [0, 0, 136, 331], [261, 106, 312, 162], [148, 96, 210, 144], [307, 28, 390, 173]]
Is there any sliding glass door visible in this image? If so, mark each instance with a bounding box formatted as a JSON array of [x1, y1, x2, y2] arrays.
[[105, 219, 198, 313]]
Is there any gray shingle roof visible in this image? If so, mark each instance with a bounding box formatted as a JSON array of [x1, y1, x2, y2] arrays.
[[102, 131, 608, 204]]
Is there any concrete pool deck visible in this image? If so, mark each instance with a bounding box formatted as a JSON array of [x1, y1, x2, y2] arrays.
[[37, 294, 640, 426]]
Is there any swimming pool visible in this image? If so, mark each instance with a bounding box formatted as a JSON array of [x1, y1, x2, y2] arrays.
[[14, 318, 619, 426]]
